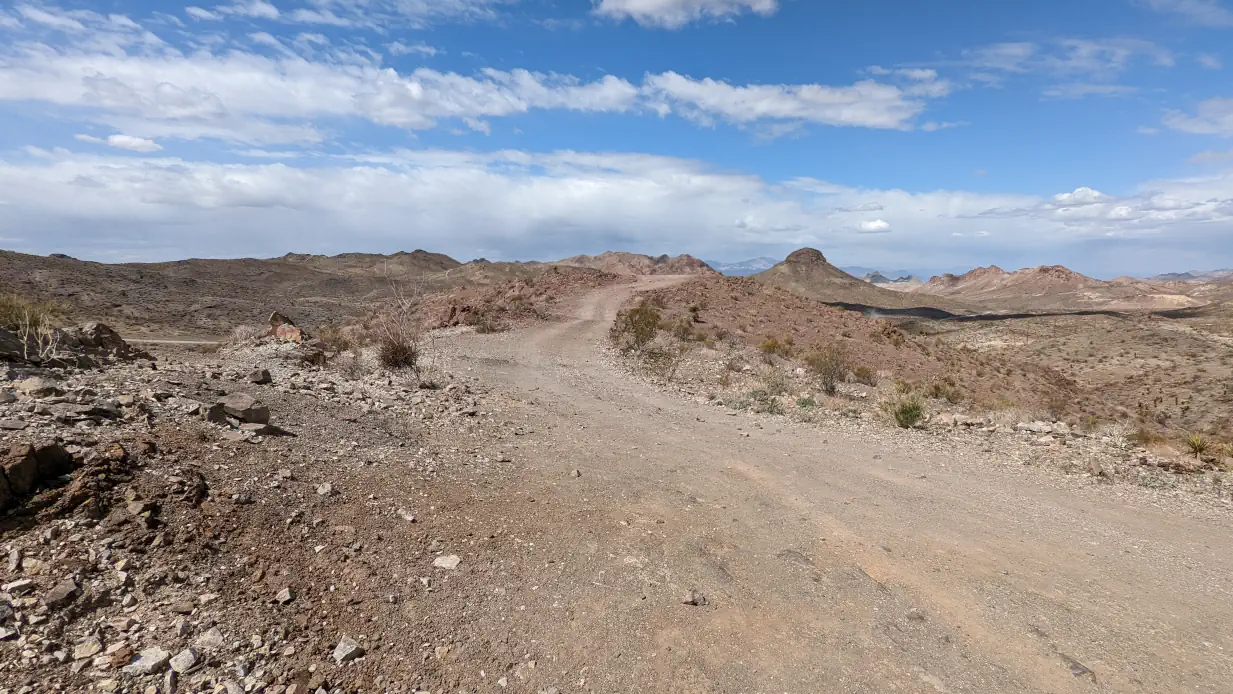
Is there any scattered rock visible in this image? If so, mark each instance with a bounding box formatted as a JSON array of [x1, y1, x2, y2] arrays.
[[2, 445, 39, 495], [332, 636, 364, 664], [194, 627, 225, 651], [569, 469, 581, 478], [169, 647, 199, 674], [433, 555, 461, 570], [248, 369, 272, 385], [16, 377, 62, 398], [73, 635, 104, 660], [0, 419, 27, 431], [316, 483, 334, 497], [683, 589, 708, 607], [275, 587, 296, 604], [218, 393, 270, 425], [121, 646, 171, 676], [43, 579, 81, 608]]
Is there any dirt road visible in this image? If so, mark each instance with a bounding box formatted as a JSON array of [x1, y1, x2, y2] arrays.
[[439, 277, 1233, 693]]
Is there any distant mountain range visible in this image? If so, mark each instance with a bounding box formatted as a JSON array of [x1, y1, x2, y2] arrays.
[[705, 257, 779, 276], [1147, 269, 1233, 282]]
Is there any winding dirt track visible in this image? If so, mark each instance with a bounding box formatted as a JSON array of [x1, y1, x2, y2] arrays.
[[443, 277, 1233, 694]]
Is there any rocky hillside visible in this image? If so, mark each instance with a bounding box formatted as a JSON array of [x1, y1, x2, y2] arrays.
[[555, 252, 716, 276], [753, 249, 971, 312], [914, 265, 1204, 311]]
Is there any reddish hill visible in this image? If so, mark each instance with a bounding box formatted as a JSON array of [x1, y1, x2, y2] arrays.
[[914, 264, 1204, 311], [753, 248, 973, 312], [555, 252, 717, 276]]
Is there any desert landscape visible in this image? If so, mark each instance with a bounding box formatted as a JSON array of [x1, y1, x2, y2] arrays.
[[1, 244, 1232, 694]]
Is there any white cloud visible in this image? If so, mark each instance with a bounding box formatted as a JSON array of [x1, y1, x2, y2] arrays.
[[4, 147, 1228, 273], [16, 5, 87, 31], [1164, 98, 1233, 136], [858, 219, 892, 233], [1190, 148, 1233, 162], [388, 41, 439, 56], [962, 38, 1174, 87], [286, 9, 353, 26], [643, 72, 935, 131], [1198, 53, 1223, 70], [1043, 83, 1138, 99], [185, 6, 220, 20], [1137, 0, 1233, 26], [216, 1, 281, 19], [593, 0, 778, 28], [74, 133, 163, 152]]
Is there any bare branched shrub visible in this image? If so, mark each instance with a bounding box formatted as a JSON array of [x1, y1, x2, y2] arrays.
[[228, 324, 266, 345], [804, 343, 850, 395], [318, 323, 354, 352], [644, 338, 694, 382], [374, 285, 423, 372], [19, 313, 61, 363], [761, 368, 789, 396]]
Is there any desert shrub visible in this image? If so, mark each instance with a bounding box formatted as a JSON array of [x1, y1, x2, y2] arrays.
[[882, 393, 926, 429], [755, 397, 785, 415], [374, 285, 424, 372], [1184, 433, 1211, 459], [670, 318, 703, 342], [643, 340, 693, 382], [611, 300, 661, 352], [465, 310, 502, 334], [318, 323, 354, 351], [796, 395, 817, 409], [804, 343, 850, 395], [338, 347, 371, 379], [1129, 427, 1167, 447], [759, 336, 795, 358], [926, 376, 963, 404], [761, 368, 789, 396], [0, 293, 63, 332], [724, 394, 753, 411], [228, 324, 266, 345], [853, 365, 878, 386]]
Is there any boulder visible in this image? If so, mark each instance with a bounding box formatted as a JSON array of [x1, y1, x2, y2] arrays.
[[2, 445, 39, 496], [218, 393, 269, 425], [0, 473, 12, 511], [267, 312, 307, 343], [34, 442, 74, 479]]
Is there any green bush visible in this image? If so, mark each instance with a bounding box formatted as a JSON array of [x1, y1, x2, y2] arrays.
[[804, 343, 850, 395], [853, 365, 878, 386], [611, 300, 661, 352], [883, 394, 926, 428]]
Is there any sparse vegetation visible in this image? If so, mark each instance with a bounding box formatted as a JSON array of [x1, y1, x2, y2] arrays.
[[374, 285, 424, 372], [759, 335, 795, 357], [926, 376, 963, 404], [804, 343, 850, 395], [0, 293, 63, 332], [796, 395, 817, 409], [883, 393, 926, 429], [611, 300, 662, 352], [1184, 433, 1211, 459], [852, 365, 878, 386], [228, 324, 266, 345]]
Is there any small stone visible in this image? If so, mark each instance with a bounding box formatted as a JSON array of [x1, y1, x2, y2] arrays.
[[74, 635, 104, 660], [316, 483, 334, 497], [195, 627, 225, 651], [907, 608, 927, 622], [6, 548, 20, 573], [44, 578, 81, 608], [275, 587, 295, 604], [218, 393, 270, 424], [0, 626, 18, 641], [332, 636, 364, 664], [169, 599, 195, 615], [169, 647, 199, 673], [569, 469, 581, 478], [683, 589, 708, 607], [198, 592, 219, 605], [248, 369, 272, 385], [0, 420, 27, 431], [2, 578, 35, 594], [433, 555, 460, 570], [122, 646, 171, 676]]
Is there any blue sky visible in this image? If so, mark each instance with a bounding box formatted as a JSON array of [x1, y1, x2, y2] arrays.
[[0, 0, 1231, 277]]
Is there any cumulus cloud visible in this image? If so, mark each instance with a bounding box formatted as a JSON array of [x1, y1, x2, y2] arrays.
[[1137, 0, 1233, 26], [643, 72, 936, 131], [593, 0, 778, 29], [0, 16, 949, 144], [73, 133, 163, 152], [1164, 98, 1233, 136], [2, 147, 1230, 274]]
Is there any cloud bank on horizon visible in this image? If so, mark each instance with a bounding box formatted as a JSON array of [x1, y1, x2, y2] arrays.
[[0, 0, 1230, 276]]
